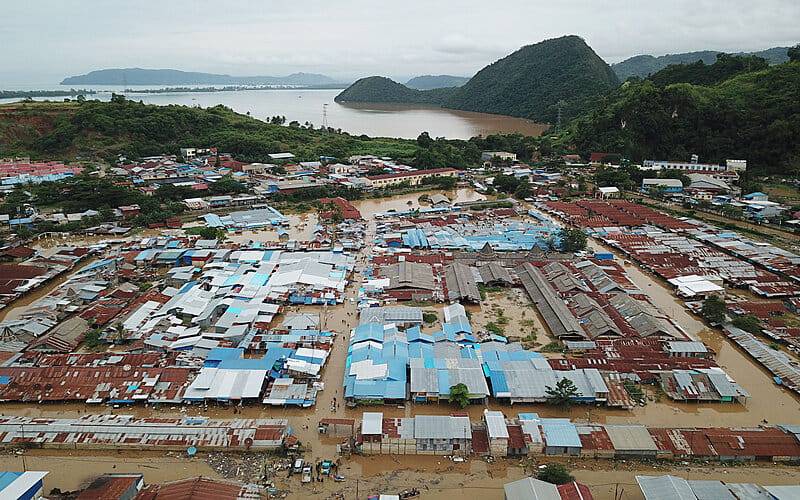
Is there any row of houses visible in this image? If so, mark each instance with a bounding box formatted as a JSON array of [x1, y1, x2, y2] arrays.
[[357, 411, 800, 462]]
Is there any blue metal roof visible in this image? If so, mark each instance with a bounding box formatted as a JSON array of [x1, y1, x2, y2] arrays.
[[352, 323, 384, 344], [540, 419, 582, 448]]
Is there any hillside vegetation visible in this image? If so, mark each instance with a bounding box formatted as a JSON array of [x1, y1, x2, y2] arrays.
[[570, 61, 800, 173], [336, 36, 620, 123], [611, 46, 791, 80], [0, 98, 417, 164]]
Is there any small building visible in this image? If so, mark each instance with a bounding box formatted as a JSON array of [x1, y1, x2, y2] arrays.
[[503, 477, 560, 500], [482, 151, 517, 163], [77, 473, 143, 500], [642, 178, 683, 193], [413, 415, 472, 454], [0, 471, 48, 500], [743, 191, 768, 202], [540, 418, 582, 456]]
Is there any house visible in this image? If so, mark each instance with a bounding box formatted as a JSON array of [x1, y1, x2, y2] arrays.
[[366, 168, 460, 188], [413, 415, 472, 454], [686, 173, 731, 192], [642, 178, 683, 193], [503, 477, 561, 500], [77, 473, 143, 500], [482, 151, 517, 163], [0, 471, 48, 500], [743, 191, 768, 202], [642, 160, 725, 172], [597, 186, 619, 198], [589, 153, 620, 167]]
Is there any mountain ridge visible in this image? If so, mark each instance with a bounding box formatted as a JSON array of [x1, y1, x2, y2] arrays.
[[61, 68, 341, 86], [405, 75, 470, 90], [611, 46, 791, 80]]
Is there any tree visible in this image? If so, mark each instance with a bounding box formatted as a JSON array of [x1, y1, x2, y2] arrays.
[[112, 321, 127, 344], [416, 131, 434, 149], [514, 181, 532, 200], [558, 227, 587, 253], [422, 312, 437, 324], [700, 295, 726, 324], [537, 463, 575, 485], [198, 226, 219, 240], [732, 315, 762, 335], [448, 383, 470, 408], [788, 44, 800, 63], [545, 377, 582, 409]]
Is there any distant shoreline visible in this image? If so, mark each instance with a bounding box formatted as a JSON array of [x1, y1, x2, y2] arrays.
[[1, 84, 349, 99]]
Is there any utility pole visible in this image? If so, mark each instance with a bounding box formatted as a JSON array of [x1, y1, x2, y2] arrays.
[[556, 100, 565, 133]]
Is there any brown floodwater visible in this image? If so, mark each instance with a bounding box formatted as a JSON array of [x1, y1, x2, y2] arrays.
[[351, 188, 487, 217], [7, 449, 799, 500], [338, 101, 551, 138]]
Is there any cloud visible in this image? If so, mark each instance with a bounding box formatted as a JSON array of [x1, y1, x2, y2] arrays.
[[2, 0, 799, 84]]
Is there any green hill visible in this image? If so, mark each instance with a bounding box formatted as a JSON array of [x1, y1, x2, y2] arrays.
[[612, 46, 791, 80], [334, 76, 457, 105], [405, 75, 469, 90], [569, 61, 800, 174], [335, 36, 620, 123], [442, 36, 619, 121]]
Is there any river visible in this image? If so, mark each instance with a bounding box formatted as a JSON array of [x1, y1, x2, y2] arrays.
[[0, 86, 547, 139]]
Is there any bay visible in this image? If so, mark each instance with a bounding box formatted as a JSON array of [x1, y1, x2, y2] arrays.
[[0, 87, 547, 139]]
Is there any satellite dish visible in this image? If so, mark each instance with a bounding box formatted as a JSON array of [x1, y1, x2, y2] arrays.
[[187, 446, 197, 455], [123, 364, 132, 371]]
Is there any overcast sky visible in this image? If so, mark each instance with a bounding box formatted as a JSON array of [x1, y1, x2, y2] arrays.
[[2, 0, 798, 85]]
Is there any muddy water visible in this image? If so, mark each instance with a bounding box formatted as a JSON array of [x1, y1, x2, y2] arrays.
[[0, 256, 97, 323], [0, 452, 220, 493], [351, 188, 486, 217], [224, 212, 320, 244], [9, 448, 798, 500]]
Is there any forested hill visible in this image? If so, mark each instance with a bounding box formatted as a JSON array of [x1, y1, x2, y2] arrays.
[[333, 77, 458, 105], [335, 36, 620, 123], [442, 36, 619, 121], [569, 60, 800, 174], [405, 75, 470, 90], [61, 68, 340, 86], [611, 46, 791, 80]]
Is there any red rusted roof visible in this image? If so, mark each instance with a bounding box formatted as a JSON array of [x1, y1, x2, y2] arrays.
[[78, 474, 141, 500], [558, 482, 594, 500], [135, 477, 250, 500], [471, 428, 489, 453]]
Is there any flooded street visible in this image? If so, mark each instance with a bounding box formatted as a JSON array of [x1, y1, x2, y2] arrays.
[[6, 448, 800, 499], [351, 188, 487, 216]]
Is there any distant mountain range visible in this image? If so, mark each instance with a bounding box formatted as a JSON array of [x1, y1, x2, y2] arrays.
[[336, 36, 619, 123], [61, 68, 342, 86], [405, 75, 470, 90], [611, 46, 791, 80]]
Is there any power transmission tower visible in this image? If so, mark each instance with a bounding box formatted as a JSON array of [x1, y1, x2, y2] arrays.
[[556, 100, 565, 133], [322, 103, 329, 131]]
